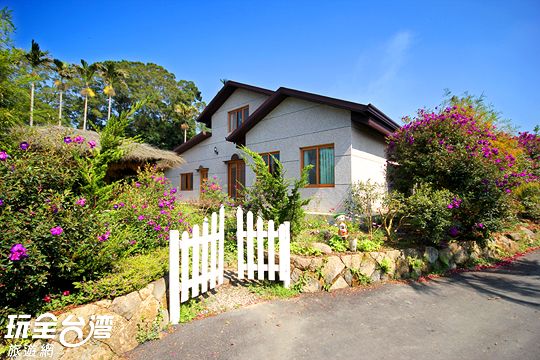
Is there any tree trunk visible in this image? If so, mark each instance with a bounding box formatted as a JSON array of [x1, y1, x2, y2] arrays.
[[58, 91, 63, 126], [83, 93, 88, 130], [107, 95, 112, 121], [29, 82, 35, 126]]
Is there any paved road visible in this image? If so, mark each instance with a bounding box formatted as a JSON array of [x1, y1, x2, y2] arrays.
[[126, 250, 540, 360]]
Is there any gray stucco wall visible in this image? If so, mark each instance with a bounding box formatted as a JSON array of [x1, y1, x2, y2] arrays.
[[166, 88, 270, 200], [245, 97, 352, 213], [350, 123, 388, 186]]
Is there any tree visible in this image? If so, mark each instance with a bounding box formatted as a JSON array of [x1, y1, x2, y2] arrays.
[[51, 59, 74, 125], [240, 146, 311, 236], [24, 40, 51, 126], [111, 61, 204, 149], [100, 61, 128, 121], [75, 59, 101, 130]]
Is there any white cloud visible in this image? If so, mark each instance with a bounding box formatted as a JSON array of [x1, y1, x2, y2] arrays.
[[366, 30, 413, 95]]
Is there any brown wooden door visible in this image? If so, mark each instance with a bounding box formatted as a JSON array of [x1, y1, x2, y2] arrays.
[[199, 168, 208, 196], [228, 160, 245, 200]]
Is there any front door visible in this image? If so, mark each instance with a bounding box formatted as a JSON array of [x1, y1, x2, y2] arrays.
[[199, 168, 208, 197], [228, 160, 245, 200]]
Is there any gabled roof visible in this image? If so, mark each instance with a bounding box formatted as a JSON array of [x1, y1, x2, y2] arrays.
[[173, 131, 211, 154], [195, 81, 274, 128], [226, 86, 400, 142]]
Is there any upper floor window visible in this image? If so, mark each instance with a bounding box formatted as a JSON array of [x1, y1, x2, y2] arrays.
[[228, 106, 249, 132], [301, 144, 334, 187], [260, 151, 280, 175]]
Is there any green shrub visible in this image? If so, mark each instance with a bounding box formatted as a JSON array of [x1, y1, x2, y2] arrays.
[[514, 182, 540, 220], [328, 235, 348, 252], [345, 180, 384, 238], [0, 140, 114, 315], [72, 247, 169, 303], [403, 184, 455, 245], [240, 146, 311, 237], [357, 238, 381, 252]]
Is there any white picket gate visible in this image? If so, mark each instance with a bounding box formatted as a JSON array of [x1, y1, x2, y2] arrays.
[[169, 206, 225, 325], [236, 207, 291, 288]]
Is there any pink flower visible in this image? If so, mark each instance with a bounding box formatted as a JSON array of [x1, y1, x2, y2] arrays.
[[88, 140, 97, 149], [0, 151, 8, 161], [43, 295, 51, 303], [62, 290, 70, 296], [50, 226, 63, 236], [9, 244, 28, 261], [98, 230, 110, 242], [137, 215, 145, 221], [73, 135, 85, 144], [75, 198, 86, 206]]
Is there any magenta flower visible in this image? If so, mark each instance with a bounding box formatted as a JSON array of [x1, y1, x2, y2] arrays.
[[98, 230, 111, 242], [88, 140, 97, 149], [129, 240, 136, 245], [448, 226, 459, 237], [137, 215, 145, 221], [50, 226, 63, 236], [0, 151, 8, 161], [9, 244, 28, 261], [19, 142, 29, 151], [135, 182, 141, 188], [170, 188, 177, 194], [0, 198, 4, 206], [73, 135, 85, 144], [475, 223, 485, 229], [63, 290, 70, 296], [63, 136, 72, 144], [75, 198, 86, 206], [154, 225, 162, 231]]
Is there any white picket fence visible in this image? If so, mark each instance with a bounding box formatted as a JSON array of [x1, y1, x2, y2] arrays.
[[169, 206, 225, 325], [236, 207, 291, 288]]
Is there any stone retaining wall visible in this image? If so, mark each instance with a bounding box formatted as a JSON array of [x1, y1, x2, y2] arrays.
[[17, 278, 168, 360], [291, 226, 538, 292]]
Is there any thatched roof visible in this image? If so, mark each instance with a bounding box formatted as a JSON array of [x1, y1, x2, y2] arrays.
[[9, 125, 184, 170]]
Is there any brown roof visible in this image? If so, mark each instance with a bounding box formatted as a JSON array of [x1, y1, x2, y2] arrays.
[[173, 131, 211, 154], [195, 81, 274, 128], [226, 86, 400, 142]]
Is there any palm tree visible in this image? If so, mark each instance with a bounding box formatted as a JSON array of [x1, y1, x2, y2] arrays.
[[101, 62, 128, 121], [25, 40, 51, 126], [75, 59, 101, 130], [51, 59, 74, 126]]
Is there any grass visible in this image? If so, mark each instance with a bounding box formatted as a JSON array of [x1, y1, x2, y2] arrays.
[[248, 280, 300, 300], [180, 299, 206, 323]]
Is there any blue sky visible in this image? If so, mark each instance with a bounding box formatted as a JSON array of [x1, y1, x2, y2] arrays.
[[5, 0, 540, 131]]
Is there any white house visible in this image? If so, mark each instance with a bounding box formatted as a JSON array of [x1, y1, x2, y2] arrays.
[[166, 81, 399, 213]]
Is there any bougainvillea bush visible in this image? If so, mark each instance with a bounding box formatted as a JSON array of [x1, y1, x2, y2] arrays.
[[98, 166, 200, 256], [0, 129, 193, 321], [387, 105, 537, 244]]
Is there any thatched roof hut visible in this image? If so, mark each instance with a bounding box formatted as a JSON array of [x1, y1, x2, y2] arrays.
[[9, 125, 184, 181]]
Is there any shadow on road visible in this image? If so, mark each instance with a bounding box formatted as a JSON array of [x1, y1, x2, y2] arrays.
[[405, 256, 540, 308]]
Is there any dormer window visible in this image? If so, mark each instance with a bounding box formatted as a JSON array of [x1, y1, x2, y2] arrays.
[[228, 106, 249, 132]]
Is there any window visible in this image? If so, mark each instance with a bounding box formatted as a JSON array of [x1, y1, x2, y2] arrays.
[[180, 173, 193, 191], [260, 151, 280, 175], [228, 106, 249, 132], [301, 144, 334, 187]]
